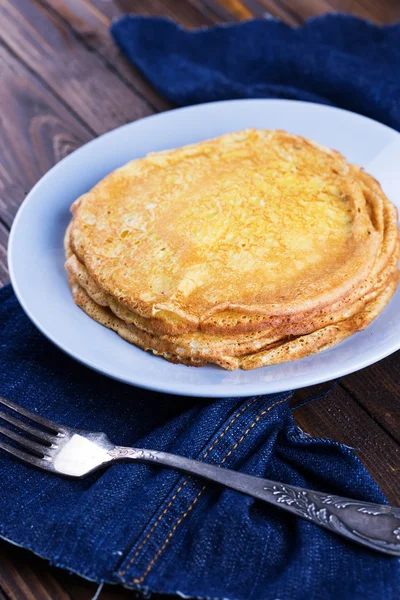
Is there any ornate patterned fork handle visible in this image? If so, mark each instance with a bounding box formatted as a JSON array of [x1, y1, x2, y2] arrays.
[[110, 447, 400, 556]]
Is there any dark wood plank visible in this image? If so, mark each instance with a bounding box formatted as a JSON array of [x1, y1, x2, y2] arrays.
[[98, 0, 212, 27], [341, 353, 400, 445], [198, 0, 301, 24], [326, 0, 400, 24], [0, 41, 92, 226], [0, 0, 153, 136], [0, 588, 9, 600], [293, 383, 400, 505], [0, 546, 70, 600], [253, 0, 302, 25], [201, 0, 400, 24], [101, 0, 241, 25], [0, 542, 156, 599], [88, 0, 400, 27], [211, 0, 254, 19], [38, 0, 170, 112], [187, 0, 236, 22], [0, 221, 9, 287], [270, 0, 335, 22], [235, 0, 264, 18]]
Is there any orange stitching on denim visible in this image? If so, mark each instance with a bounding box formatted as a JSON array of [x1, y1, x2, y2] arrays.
[[118, 395, 261, 578], [131, 395, 290, 585], [202, 395, 261, 459], [118, 480, 190, 577], [220, 396, 290, 465], [132, 486, 207, 585]]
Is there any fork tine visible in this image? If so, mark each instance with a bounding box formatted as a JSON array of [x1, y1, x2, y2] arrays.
[[0, 424, 52, 456], [0, 396, 60, 433], [0, 438, 53, 471], [0, 410, 57, 444]]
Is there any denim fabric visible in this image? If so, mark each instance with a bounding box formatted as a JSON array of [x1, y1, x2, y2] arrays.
[[1, 284, 400, 598], [111, 14, 400, 131]]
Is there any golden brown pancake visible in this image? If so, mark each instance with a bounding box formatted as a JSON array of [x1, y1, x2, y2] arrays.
[[65, 129, 400, 370], [65, 215, 399, 368], [70, 130, 385, 323], [65, 241, 399, 360], [68, 273, 399, 370]]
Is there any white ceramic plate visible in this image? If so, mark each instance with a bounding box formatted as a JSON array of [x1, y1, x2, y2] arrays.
[[8, 100, 400, 397]]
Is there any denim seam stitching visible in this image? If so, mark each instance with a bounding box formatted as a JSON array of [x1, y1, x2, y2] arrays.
[[130, 395, 290, 585], [118, 394, 263, 578]]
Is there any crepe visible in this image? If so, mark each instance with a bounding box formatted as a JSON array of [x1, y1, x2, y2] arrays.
[[70, 130, 386, 322], [65, 129, 400, 370], [68, 272, 399, 370]]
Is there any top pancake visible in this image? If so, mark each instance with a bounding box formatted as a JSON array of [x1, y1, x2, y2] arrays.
[[70, 129, 384, 327]]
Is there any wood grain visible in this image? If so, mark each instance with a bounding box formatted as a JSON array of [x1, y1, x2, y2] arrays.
[[39, 0, 170, 112], [342, 354, 400, 445], [201, 0, 400, 24], [326, 0, 400, 24], [0, 41, 92, 226], [256, 0, 301, 24], [0, 588, 9, 600], [100, 0, 213, 27], [0, 548, 70, 600], [187, 0, 234, 22], [270, 0, 335, 22], [294, 384, 400, 504], [0, 541, 161, 599], [214, 0, 254, 19], [0, 0, 153, 136]]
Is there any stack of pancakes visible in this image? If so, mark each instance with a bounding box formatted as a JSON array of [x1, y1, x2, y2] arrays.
[[65, 129, 400, 370]]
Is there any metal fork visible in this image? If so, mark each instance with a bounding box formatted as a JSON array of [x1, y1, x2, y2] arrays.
[[1, 395, 400, 557]]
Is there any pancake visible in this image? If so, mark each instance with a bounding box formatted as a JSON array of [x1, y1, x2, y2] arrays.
[[68, 273, 399, 370], [65, 128, 400, 370], [240, 275, 399, 369], [69, 129, 384, 325], [65, 239, 399, 357], [65, 164, 399, 339]]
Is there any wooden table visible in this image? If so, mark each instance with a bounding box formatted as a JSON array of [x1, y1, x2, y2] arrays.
[[1, 1, 399, 598]]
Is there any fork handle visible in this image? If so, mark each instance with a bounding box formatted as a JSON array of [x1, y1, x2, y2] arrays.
[[110, 446, 400, 557]]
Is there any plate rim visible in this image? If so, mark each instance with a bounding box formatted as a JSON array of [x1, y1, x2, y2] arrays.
[[8, 98, 400, 397]]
